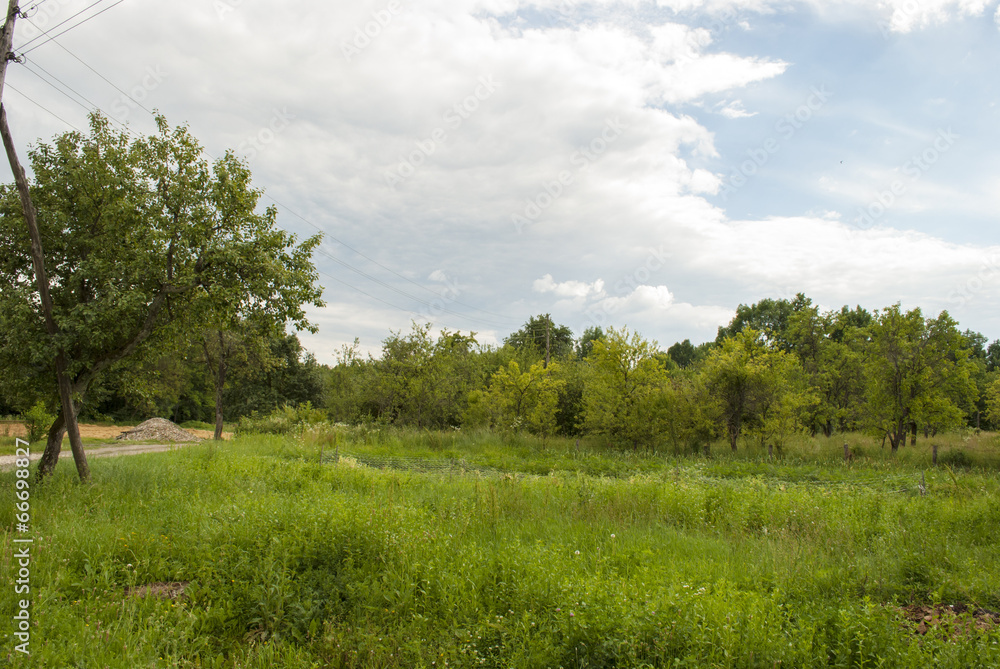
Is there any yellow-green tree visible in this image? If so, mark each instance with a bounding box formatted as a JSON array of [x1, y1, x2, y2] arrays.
[[581, 327, 671, 449], [864, 306, 977, 451], [701, 329, 806, 452], [470, 360, 564, 438]]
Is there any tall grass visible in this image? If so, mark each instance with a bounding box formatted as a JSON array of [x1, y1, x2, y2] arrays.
[[1, 432, 998, 667]]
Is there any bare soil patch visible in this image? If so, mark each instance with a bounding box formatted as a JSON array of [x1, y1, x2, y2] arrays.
[[900, 603, 1000, 637], [126, 581, 189, 600]]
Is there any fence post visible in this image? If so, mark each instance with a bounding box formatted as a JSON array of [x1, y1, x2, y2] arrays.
[[932, 443, 938, 466], [843, 442, 850, 462]]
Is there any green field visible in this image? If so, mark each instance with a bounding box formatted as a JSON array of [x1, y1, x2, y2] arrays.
[[2, 429, 999, 667]]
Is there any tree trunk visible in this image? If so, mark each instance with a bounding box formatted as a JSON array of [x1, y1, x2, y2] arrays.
[[36, 411, 66, 480], [214, 355, 227, 440], [909, 421, 917, 446], [2, 106, 89, 482]]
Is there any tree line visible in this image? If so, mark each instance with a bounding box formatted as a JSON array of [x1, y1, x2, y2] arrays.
[[323, 300, 1000, 454]]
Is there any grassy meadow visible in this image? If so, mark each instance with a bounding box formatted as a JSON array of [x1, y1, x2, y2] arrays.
[[2, 428, 999, 667]]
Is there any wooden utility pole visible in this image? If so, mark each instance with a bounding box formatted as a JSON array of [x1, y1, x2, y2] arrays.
[[544, 314, 551, 369], [0, 1, 90, 481]]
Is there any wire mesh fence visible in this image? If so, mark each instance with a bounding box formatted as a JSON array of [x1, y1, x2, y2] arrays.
[[321, 447, 932, 494]]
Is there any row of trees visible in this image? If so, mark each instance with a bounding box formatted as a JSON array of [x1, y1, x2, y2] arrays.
[[321, 299, 1000, 454]]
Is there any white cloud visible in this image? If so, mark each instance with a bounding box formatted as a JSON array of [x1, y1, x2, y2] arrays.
[[873, 0, 991, 33], [716, 99, 757, 119], [533, 274, 606, 299]]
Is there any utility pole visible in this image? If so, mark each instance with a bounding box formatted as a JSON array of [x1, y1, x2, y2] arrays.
[[544, 314, 551, 369], [0, 1, 90, 481]]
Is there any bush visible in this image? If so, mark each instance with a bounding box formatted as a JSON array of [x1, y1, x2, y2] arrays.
[[235, 402, 327, 436], [22, 401, 55, 443]]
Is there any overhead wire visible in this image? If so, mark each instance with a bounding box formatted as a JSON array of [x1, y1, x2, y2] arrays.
[[23, 14, 154, 117], [6, 7, 522, 333], [18, 8, 514, 326], [20, 0, 127, 55], [4, 82, 81, 131]]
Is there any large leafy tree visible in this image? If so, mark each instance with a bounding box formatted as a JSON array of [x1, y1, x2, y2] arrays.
[[0, 113, 322, 476], [505, 314, 574, 364], [368, 323, 481, 428], [581, 326, 671, 449], [715, 293, 812, 352], [468, 360, 564, 438], [785, 305, 868, 436], [863, 305, 977, 451], [701, 329, 805, 451]]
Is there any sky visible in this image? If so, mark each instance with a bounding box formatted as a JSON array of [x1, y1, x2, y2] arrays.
[[3, 0, 999, 362]]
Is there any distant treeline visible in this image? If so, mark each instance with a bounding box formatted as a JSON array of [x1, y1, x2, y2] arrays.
[[5, 294, 998, 453]]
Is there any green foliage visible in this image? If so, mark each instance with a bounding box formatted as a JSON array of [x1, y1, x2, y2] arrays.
[[575, 325, 604, 360], [715, 292, 815, 351], [505, 313, 574, 360], [235, 402, 327, 435], [865, 305, 978, 451], [581, 326, 671, 448], [0, 113, 322, 447], [22, 400, 55, 443], [701, 329, 806, 452], [470, 360, 565, 437]]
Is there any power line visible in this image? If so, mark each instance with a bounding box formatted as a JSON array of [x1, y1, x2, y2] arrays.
[[23, 60, 98, 113], [15, 27, 516, 326], [19, 60, 142, 142], [5, 12, 520, 333], [4, 82, 81, 130], [17, 0, 110, 50], [6, 72, 503, 331], [264, 196, 517, 322], [20, 0, 127, 55], [22, 14, 153, 116]]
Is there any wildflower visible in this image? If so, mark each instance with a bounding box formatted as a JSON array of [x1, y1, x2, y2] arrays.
[[574, 550, 580, 555]]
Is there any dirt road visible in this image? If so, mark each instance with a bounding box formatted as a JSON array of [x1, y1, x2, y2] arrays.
[[0, 441, 203, 471], [0, 422, 229, 471]]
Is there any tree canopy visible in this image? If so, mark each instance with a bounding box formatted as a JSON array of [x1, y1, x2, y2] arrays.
[[0, 113, 322, 473]]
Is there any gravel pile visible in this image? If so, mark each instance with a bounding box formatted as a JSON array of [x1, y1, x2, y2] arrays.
[[116, 418, 202, 443]]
